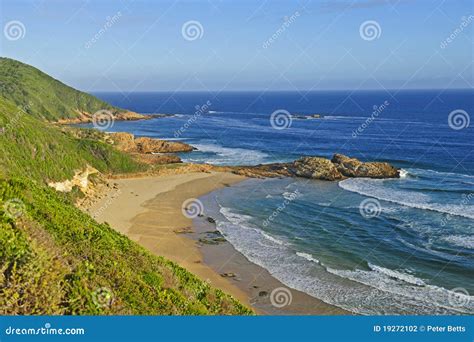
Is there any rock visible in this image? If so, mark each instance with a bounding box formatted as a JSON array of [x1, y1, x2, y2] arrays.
[[220, 272, 237, 278], [206, 217, 216, 224], [289, 157, 344, 181], [332, 154, 399, 178], [135, 137, 193, 153], [258, 291, 268, 297], [108, 132, 194, 154]]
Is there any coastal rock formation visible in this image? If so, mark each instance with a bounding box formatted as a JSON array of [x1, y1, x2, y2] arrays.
[[108, 132, 193, 154], [132, 153, 182, 165], [135, 137, 194, 153], [331, 154, 399, 179], [48, 165, 99, 193], [289, 157, 344, 180], [233, 154, 399, 181]]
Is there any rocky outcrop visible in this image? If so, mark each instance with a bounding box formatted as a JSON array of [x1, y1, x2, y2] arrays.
[[134, 137, 193, 153], [233, 154, 399, 181], [289, 157, 344, 180], [331, 154, 399, 179], [108, 132, 194, 154], [132, 153, 182, 165], [48, 165, 99, 193]]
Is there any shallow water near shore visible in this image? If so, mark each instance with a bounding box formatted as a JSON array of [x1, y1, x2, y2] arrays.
[[85, 89, 474, 314]]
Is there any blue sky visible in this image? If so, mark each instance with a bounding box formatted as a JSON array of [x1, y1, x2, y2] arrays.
[[0, 0, 473, 92]]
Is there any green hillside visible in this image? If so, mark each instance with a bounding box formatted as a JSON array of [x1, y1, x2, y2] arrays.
[[0, 59, 251, 315], [0, 57, 118, 121]]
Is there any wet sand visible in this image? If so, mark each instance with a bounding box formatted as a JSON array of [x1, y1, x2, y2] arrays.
[[87, 171, 348, 315]]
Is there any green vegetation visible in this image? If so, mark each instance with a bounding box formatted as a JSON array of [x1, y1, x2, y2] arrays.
[[0, 58, 252, 315], [0, 178, 250, 314], [0, 57, 118, 121], [0, 96, 144, 182]]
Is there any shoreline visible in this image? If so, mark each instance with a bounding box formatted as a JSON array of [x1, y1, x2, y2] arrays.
[[86, 171, 348, 315]]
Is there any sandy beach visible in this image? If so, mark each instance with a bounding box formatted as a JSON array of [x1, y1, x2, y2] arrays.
[[87, 171, 348, 315]]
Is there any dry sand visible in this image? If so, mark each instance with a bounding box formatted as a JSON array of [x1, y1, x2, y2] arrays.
[[87, 171, 348, 315]]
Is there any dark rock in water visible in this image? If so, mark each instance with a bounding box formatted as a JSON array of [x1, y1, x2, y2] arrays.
[[207, 217, 216, 224], [331, 153, 399, 179]]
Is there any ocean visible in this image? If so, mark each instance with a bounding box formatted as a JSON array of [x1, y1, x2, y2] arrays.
[[88, 89, 474, 314]]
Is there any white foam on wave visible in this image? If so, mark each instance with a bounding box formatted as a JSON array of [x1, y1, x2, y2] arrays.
[[214, 205, 473, 315], [182, 143, 268, 166], [296, 252, 320, 264], [339, 178, 474, 220], [399, 169, 409, 178], [441, 235, 474, 250]]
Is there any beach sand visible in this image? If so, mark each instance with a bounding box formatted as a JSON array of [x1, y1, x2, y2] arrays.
[[87, 171, 348, 314]]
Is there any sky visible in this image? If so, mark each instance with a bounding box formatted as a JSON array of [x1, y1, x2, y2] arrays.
[[0, 0, 473, 92]]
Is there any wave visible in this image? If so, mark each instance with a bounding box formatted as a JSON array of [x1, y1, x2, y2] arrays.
[[181, 143, 268, 166], [441, 235, 474, 250], [213, 204, 473, 315], [338, 178, 474, 220]]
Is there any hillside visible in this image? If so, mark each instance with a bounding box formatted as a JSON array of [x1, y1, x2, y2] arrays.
[[0, 57, 144, 122], [0, 59, 251, 315]]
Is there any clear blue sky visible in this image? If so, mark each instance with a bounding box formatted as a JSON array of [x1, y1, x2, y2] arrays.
[[1, 0, 472, 92]]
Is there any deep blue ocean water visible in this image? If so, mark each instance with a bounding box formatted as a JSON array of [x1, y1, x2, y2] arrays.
[[88, 90, 474, 314]]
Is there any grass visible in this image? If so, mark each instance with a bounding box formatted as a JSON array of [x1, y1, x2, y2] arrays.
[[0, 58, 252, 315], [0, 178, 251, 314], [0, 57, 119, 121]]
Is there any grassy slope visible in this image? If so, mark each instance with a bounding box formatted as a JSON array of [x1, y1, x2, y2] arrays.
[[0, 97, 144, 182], [0, 59, 251, 315], [0, 57, 118, 121]]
